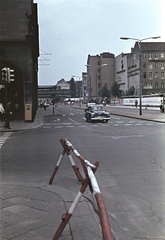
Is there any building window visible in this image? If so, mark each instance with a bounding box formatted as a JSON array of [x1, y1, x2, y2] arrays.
[[149, 53, 152, 59], [161, 53, 164, 58], [149, 72, 153, 79], [161, 62, 164, 69], [161, 82, 164, 89], [149, 62, 153, 69], [143, 82, 152, 89], [161, 72, 164, 79], [155, 72, 158, 78], [143, 72, 146, 78], [155, 53, 158, 58], [155, 62, 159, 68], [143, 53, 146, 59], [155, 82, 158, 89]]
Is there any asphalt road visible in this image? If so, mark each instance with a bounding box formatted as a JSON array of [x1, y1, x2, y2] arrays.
[[1, 105, 165, 239]]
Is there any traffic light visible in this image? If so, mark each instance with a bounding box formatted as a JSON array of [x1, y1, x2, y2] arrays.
[[2, 67, 8, 83], [8, 68, 14, 82]]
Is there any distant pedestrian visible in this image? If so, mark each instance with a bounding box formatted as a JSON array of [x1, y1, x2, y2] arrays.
[[160, 100, 164, 113], [135, 100, 138, 108], [43, 102, 47, 110], [4, 101, 12, 129]]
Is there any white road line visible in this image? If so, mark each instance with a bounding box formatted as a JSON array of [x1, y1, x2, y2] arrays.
[[0, 132, 13, 148], [68, 117, 77, 123]]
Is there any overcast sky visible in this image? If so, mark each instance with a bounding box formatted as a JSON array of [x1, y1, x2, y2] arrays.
[[35, 0, 165, 85]]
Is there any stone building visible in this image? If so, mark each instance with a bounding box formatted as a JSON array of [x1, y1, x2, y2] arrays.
[[0, 0, 39, 121], [86, 52, 115, 100], [115, 42, 165, 96]]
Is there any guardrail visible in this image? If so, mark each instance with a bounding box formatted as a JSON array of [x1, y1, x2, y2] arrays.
[[49, 138, 113, 240]]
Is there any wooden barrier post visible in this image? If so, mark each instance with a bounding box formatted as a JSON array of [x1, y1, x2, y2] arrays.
[[49, 150, 65, 184], [87, 166, 113, 240]]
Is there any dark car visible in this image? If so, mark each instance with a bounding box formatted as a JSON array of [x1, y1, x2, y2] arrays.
[[85, 104, 110, 123]]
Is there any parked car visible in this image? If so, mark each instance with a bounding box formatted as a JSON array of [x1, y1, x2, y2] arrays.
[[85, 105, 110, 123]]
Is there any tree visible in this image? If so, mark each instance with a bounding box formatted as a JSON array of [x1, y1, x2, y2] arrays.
[[100, 83, 111, 98], [126, 86, 135, 96], [111, 82, 122, 98], [69, 77, 76, 98]]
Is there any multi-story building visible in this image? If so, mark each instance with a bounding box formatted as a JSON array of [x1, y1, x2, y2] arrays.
[[82, 72, 88, 103], [141, 42, 165, 95], [0, 0, 39, 121], [115, 42, 165, 97], [86, 52, 115, 100]]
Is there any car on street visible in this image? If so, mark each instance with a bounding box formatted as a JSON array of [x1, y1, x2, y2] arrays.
[[84, 102, 96, 112], [85, 104, 110, 123]]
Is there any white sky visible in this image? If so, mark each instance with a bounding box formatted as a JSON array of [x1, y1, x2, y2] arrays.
[[35, 0, 165, 85]]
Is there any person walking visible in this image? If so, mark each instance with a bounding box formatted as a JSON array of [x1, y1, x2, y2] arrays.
[[4, 101, 12, 129]]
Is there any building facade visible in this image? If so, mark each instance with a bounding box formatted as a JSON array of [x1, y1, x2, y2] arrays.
[[86, 52, 115, 100], [115, 53, 128, 94], [115, 42, 165, 97], [0, 0, 39, 121], [141, 42, 165, 95]]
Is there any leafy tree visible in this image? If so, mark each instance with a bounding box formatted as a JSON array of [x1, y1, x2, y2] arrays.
[[110, 82, 122, 98], [100, 83, 111, 98], [126, 86, 135, 96], [69, 77, 76, 98]]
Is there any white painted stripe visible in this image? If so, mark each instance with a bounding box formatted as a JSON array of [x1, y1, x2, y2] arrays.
[[56, 154, 63, 166], [87, 166, 101, 194], [73, 149, 80, 157], [68, 191, 82, 214], [68, 155, 76, 166]]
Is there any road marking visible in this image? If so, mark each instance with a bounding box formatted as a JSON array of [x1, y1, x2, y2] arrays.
[[0, 132, 13, 148], [68, 118, 77, 123], [109, 134, 144, 139]]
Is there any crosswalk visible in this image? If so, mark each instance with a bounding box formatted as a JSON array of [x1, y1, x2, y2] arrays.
[[42, 117, 164, 129], [0, 132, 13, 149]]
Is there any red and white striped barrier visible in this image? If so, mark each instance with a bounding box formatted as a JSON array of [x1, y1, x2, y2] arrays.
[[50, 139, 113, 240]]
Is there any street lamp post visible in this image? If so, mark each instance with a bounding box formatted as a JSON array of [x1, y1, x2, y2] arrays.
[[71, 75, 82, 106], [120, 36, 160, 115]]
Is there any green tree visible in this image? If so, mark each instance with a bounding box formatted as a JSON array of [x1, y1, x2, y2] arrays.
[[111, 82, 122, 98], [69, 77, 76, 98], [100, 83, 111, 98], [126, 86, 135, 96]]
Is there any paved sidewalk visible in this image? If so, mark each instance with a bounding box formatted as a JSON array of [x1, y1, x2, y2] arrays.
[[0, 107, 58, 132]]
